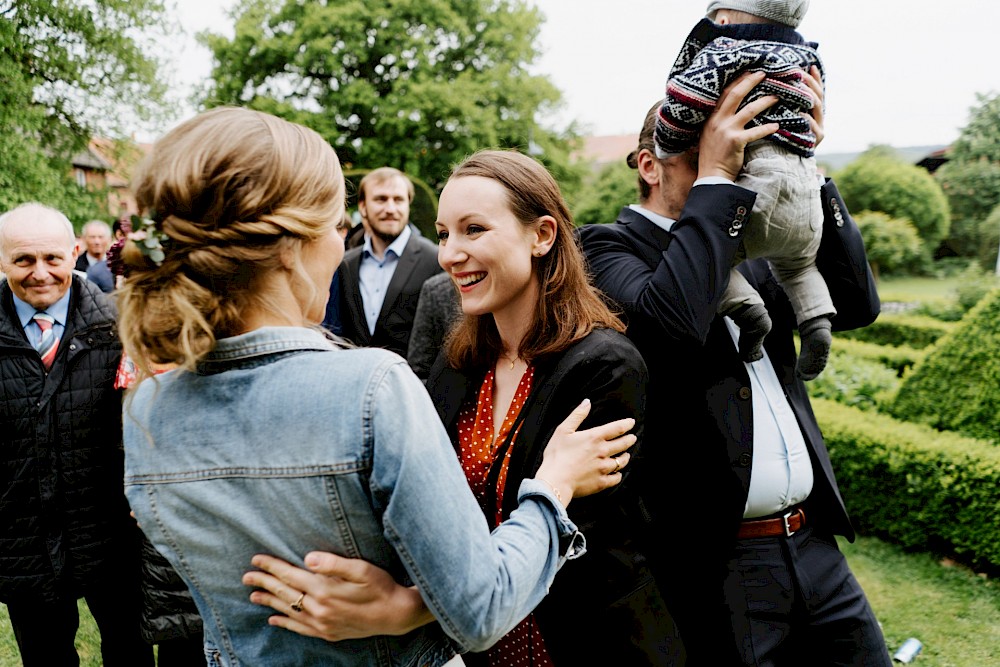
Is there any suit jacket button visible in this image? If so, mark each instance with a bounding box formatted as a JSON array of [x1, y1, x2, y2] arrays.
[[738, 452, 752, 467], [738, 386, 751, 400], [736, 206, 748, 217], [729, 227, 739, 237]]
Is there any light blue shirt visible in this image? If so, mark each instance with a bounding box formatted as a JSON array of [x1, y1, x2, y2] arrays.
[[13, 287, 71, 348], [629, 199, 812, 518], [359, 225, 412, 335]]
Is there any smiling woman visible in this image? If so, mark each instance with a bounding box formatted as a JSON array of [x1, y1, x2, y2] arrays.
[[245, 150, 683, 666]]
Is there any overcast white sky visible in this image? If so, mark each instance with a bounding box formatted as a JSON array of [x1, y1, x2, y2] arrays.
[[162, 0, 997, 155]]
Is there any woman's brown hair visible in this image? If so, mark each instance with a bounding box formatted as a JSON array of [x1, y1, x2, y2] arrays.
[[445, 150, 624, 370], [117, 107, 343, 376]]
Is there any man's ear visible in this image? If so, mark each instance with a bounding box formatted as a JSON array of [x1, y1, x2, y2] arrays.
[[636, 149, 660, 189], [532, 215, 557, 257]]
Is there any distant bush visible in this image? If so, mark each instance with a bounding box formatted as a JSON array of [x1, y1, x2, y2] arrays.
[[954, 263, 1000, 311], [889, 289, 1000, 442], [817, 399, 1000, 573], [831, 337, 924, 377], [837, 313, 957, 349], [854, 210, 923, 278], [836, 150, 951, 253], [571, 162, 636, 227], [807, 348, 900, 410]]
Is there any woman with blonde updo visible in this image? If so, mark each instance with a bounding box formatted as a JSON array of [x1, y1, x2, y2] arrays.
[[119, 107, 637, 667]]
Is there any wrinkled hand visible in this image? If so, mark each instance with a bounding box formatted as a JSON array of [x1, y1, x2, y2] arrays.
[[535, 399, 636, 505], [801, 65, 825, 146], [697, 71, 780, 181], [242, 552, 433, 641]]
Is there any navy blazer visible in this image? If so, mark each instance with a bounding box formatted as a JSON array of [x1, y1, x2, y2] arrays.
[[577, 180, 879, 637], [337, 231, 442, 357]]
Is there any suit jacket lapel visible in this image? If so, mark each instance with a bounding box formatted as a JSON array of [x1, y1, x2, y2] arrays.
[[616, 207, 673, 267], [375, 234, 422, 329], [341, 250, 370, 346]]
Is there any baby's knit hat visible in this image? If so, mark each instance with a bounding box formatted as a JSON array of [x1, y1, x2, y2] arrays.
[[705, 0, 809, 28]]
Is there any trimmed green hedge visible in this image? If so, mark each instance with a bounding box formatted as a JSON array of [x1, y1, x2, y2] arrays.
[[816, 399, 1000, 571], [837, 312, 956, 349], [832, 337, 924, 377], [807, 348, 900, 411], [889, 289, 1000, 442]]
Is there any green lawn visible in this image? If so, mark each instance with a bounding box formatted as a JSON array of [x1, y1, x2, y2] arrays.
[[2, 536, 997, 665], [877, 275, 961, 303], [844, 536, 1000, 666]]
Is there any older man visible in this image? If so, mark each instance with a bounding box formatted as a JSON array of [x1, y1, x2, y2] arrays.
[[578, 75, 891, 665], [335, 167, 441, 356], [74, 218, 113, 272], [0, 204, 151, 666]]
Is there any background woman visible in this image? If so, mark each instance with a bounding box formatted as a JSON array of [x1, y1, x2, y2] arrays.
[[118, 108, 636, 667], [250, 150, 681, 665]]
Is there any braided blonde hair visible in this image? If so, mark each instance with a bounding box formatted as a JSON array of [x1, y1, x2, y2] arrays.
[[117, 107, 344, 375]]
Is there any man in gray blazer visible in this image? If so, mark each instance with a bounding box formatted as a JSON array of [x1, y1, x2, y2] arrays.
[[336, 167, 441, 357]]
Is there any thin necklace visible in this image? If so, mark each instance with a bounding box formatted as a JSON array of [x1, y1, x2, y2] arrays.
[[500, 352, 517, 370]]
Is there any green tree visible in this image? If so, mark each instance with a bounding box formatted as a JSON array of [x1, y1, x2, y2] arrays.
[[835, 149, 951, 259], [0, 0, 168, 223], [936, 93, 1000, 262], [200, 0, 581, 190], [571, 162, 637, 226], [853, 210, 923, 281]]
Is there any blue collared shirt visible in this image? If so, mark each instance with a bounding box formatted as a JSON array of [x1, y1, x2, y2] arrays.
[[13, 287, 72, 348], [629, 197, 812, 517], [359, 224, 412, 335]]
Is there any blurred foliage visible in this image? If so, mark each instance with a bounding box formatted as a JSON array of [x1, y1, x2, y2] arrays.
[[853, 210, 923, 279], [835, 148, 950, 259], [936, 93, 1000, 262], [0, 0, 169, 222], [570, 161, 637, 226], [200, 0, 584, 192], [806, 347, 900, 411]]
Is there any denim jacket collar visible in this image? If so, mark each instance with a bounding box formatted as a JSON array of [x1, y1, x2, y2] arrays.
[[199, 326, 337, 372]]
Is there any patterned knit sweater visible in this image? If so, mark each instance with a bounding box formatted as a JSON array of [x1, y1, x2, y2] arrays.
[[655, 18, 824, 158]]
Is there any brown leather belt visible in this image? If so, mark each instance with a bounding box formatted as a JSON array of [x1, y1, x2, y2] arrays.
[[738, 507, 806, 539]]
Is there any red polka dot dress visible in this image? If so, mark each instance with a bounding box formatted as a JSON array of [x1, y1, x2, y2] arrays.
[[456, 364, 554, 667]]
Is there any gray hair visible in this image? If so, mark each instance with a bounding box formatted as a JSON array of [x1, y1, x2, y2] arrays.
[[0, 203, 77, 256], [81, 219, 113, 238]]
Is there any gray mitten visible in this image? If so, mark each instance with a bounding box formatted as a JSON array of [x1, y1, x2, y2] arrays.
[[797, 316, 832, 380], [733, 303, 772, 362]]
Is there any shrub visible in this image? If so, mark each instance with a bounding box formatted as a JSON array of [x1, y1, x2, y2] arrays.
[[836, 150, 951, 252], [888, 288, 1000, 442], [816, 399, 1000, 572], [807, 348, 900, 410], [831, 337, 924, 377], [837, 313, 957, 349], [954, 263, 1000, 311], [853, 210, 923, 279], [571, 161, 636, 227]]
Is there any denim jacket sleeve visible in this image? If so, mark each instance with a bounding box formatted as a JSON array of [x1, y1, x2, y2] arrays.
[[367, 359, 585, 653]]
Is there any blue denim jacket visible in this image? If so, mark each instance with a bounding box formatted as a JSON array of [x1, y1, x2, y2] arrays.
[[124, 327, 583, 667]]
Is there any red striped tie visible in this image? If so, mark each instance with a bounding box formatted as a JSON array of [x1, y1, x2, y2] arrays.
[[33, 313, 59, 370]]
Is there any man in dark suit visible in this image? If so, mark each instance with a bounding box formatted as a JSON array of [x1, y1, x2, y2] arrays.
[[335, 167, 441, 357], [578, 75, 891, 665]]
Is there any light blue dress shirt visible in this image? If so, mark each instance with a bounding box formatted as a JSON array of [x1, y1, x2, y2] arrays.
[[13, 287, 71, 348], [359, 225, 412, 335], [629, 197, 812, 518]]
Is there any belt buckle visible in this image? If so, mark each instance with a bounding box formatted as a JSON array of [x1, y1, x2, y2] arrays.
[[782, 510, 796, 537]]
